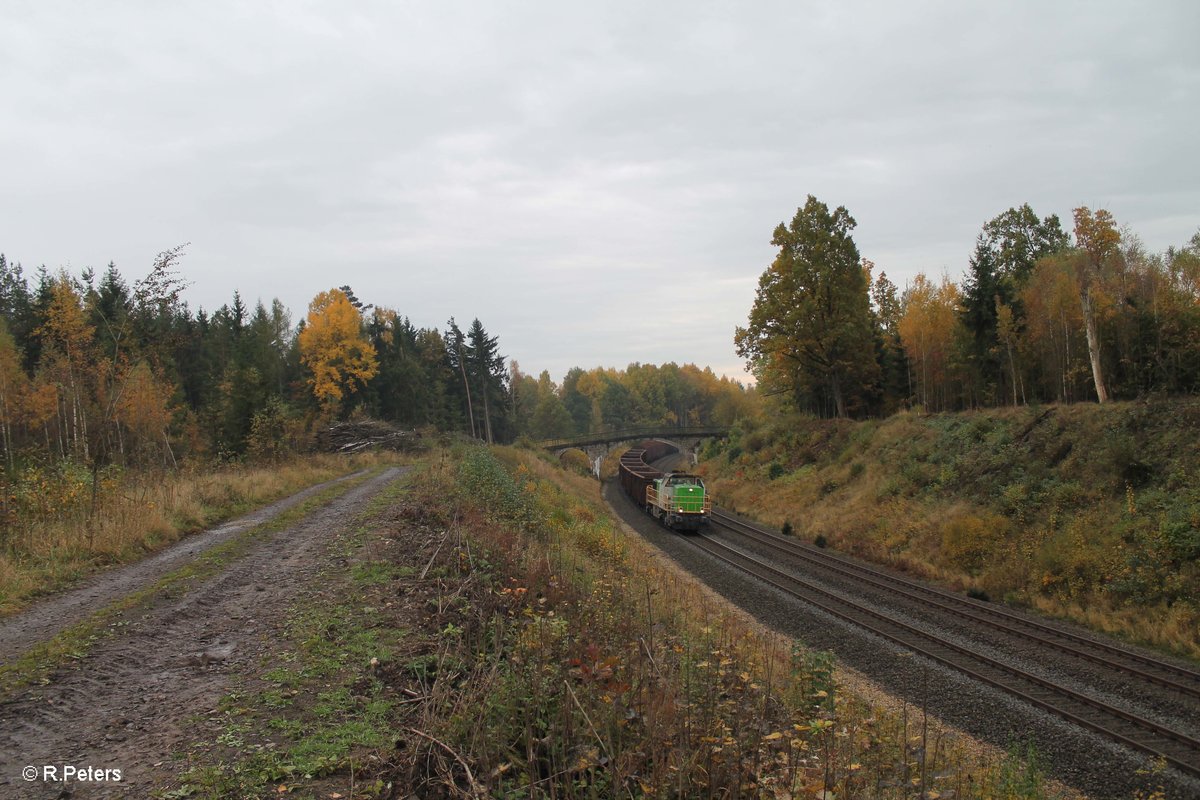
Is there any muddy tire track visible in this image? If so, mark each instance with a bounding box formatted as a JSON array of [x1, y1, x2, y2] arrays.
[[0, 469, 371, 660], [0, 467, 407, 798]]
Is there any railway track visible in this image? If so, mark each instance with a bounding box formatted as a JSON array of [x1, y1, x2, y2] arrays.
[[710, 510, 1200, 699], [690, 518, 1200, 778]]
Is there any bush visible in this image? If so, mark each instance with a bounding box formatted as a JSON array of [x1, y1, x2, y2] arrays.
[[1098, 433, 1154, 489], [246, 398, 300, 463], [767, 462, 785, 480], [813, 534, 827, 548], [781, 521, 793, 537], [940, 512, 1006, 575]]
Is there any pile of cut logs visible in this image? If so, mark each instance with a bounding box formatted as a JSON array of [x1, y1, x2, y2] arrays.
[[319, 420, 423, 453]]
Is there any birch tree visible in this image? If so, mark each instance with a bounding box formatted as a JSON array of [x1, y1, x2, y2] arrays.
[[1072, 207, 1121, 403]]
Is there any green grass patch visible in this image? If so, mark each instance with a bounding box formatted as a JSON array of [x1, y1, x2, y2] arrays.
[[163, 471, 417, 800]]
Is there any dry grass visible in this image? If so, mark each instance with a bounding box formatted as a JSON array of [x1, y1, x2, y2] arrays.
[[698, 401, 1200, 660], [393, 445, 1064, 799], [0, 451, 401, 615]]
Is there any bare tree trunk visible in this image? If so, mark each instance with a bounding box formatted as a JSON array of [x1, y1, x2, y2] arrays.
[[481, 388, 493, 444], [455, 347, 476, 439], [1005, 341, 1018, 406], [163, 429, 177, 469], [829, 372, 846, 418], [906, 352, 914, 409], [56, 397, 66, 458], [0, 389, 11, 472], [1061, 312, 1071, 402], [1080, 287, 1108, 403], [921, 351, 929, 409]]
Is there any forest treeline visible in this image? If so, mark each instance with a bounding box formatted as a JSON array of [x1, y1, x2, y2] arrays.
[[2, 195, 1195, 480], [0, 249, 751, 480], [738, 198, 1200, 417]]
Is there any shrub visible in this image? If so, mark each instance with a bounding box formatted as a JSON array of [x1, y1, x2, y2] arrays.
[[939, 512, 1007, 575], [813, 534, 827, 548], [767, 462, 785, 480], [743, 429, 767, 453], [559, 449, 593, 477]]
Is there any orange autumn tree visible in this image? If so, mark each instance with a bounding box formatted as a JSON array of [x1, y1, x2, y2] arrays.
[[36, 272, 95, 460], [112, 360, 174, 463], [298, 288, 378, 416], [898, 273, 961, 411]]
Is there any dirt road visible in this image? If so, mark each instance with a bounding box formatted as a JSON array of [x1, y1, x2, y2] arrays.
[[0, 466, 408, 799]]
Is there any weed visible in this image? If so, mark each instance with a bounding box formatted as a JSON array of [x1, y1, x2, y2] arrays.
[[992, 740, 1048, 799], [350, 560, 412, 585]]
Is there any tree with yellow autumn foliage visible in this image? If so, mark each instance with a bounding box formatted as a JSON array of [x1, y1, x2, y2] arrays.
[[897, 273, 961, 411], [298, 288, 378, 416]]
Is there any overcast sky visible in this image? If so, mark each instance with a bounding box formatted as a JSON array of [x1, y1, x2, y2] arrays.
[[2, 2, 1197, 382]]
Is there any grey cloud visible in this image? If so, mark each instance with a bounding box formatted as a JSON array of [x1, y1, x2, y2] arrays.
[[1, 1, 1197, 384]]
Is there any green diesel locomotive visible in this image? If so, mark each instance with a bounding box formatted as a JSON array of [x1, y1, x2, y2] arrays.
[[617, 443, 711, 532], [646, 472, 711, 531]]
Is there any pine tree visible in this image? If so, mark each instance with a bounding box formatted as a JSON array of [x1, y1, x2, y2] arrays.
[[445, 318, 477, 438], [466, 318, 507, 443], [960, 236, 1005, 405]]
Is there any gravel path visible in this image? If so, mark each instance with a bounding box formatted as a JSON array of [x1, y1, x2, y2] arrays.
[[0, 470, 369, 661], [604, 477, 1200, 800], [0, 467, 408, 799]]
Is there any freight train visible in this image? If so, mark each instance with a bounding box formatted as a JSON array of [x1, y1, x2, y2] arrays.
[[618, 441, 711, 531]]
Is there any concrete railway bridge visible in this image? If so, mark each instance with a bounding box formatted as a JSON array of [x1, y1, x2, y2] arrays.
[[537, 425, 729, 474]]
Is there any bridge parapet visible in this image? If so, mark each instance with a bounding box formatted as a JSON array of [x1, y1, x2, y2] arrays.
[[537, 425, 728, 453], [540, 427, 729, 475]]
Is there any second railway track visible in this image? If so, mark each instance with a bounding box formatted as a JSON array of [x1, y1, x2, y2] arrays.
[[710, 509, 1200, 699], [693, 511, 1200, 779]]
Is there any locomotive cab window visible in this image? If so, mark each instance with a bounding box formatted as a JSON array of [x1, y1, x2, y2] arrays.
[[663, 474, 704, 489]]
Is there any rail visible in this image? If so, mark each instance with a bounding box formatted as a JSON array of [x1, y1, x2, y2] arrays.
[[709, 510, 1200, 696], [689, 530, 1200, 778]]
